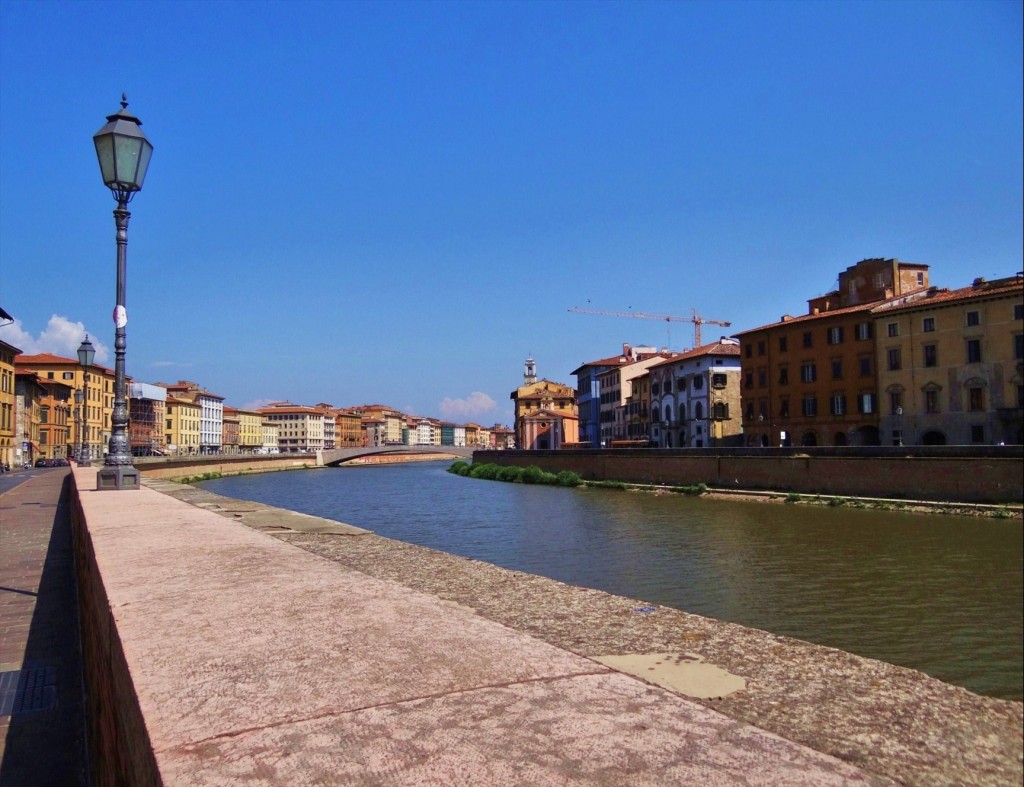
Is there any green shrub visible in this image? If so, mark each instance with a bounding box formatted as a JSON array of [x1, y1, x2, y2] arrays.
[[785, 492, 802, 504], [555, 470, 582, 487], [520, 465, 556, 484], [589, 479, 628, 490], [827, 497, 845, 507], [497, 465, 525, 483], [448, 461, 471, 476], [469, 462, 501, 480]]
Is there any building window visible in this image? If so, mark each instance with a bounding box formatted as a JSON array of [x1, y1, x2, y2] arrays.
[[746, 402, 755, 421], [968, 387, 984, 412], [779, 398, 789, 417], [859, 393, 876, 414], [831, 360, 842, 380], [970, 425, 984, 443], [966, 339, 982, 364], [1015, 304, 1023, 320], [917, 272, 925, 285], [757, 340, 766, 356], [925, 389, 939, 414], [744, 372, 753, 389], [778, 336, 788, 352], [827, 326, 844, 345], [966, 310, 980, 327], [923, 344, 938, 367], [887, 348, 901, 371], [889, 392, 902, 414], [713, 402, 728, 420], [757, 369, 767, 388], [711, 373, 727, 388], [692, 376, 703, 390], [887, 323, 899, 337], [802, 396, 817, 417], [855, 322, 872, 341], [1014, 334, 1023, 360], [800, 363, 816, 383], [803, 331, 813, 348], [859, 356, 871, 377], [830, 394, 846, 415], [778, 366, 789, 385], [744, 344, 752, 358], [923, 317, 935, 332]]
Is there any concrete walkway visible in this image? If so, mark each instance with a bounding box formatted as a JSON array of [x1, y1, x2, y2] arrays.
[[0, 467, 89, 785], [72, 467, 892, 785]]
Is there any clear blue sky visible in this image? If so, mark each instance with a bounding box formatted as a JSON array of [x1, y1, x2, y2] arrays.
[[1, 0, 1020, 425]]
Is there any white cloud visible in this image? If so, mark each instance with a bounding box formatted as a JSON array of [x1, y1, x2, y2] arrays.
[[438, 391, 497, 420], [0, 315, 110, 363]]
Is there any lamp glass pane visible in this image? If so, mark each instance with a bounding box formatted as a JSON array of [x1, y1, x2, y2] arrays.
[[135, 140, 153, 188], [113, 134, 144, 187], [94, 136, 116, 184]]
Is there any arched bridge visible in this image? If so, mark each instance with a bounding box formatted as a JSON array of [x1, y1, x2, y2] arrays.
[[319, 445, 475, 466]]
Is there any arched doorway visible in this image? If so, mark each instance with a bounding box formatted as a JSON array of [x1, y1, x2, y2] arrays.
[[922, 430, 946, 445], [833, 432, 847, 446], [801, 431, 818, 446]]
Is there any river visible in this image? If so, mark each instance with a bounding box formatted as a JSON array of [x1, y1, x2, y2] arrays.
[[201, 461, 1023, 701]]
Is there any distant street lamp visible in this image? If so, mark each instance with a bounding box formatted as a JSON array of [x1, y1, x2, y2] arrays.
[[895, 406, 904, 447], [93, 96, 153, 490], [76, 336, 95, 465]]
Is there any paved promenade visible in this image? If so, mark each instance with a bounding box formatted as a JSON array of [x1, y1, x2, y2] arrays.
[[71, 467, 895, 785], [0, 468, 89, 785]]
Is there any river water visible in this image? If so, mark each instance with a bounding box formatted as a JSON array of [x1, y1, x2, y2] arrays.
[[202, 461, 1023, 701]]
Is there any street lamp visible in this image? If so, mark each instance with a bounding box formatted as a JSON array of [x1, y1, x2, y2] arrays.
[[93, 95, 153, 490], [76, 336, 94, 465], [895, 406, 904, 447]]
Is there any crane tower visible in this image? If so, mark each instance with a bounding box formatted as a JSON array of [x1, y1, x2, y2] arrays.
[[568, 306, 731, 348]]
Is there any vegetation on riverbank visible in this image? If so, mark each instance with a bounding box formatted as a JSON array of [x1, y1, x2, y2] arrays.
[[447, 461, 709, 496]]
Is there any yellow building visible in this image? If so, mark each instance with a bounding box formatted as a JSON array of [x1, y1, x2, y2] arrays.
[[166, 396, 202, 454], [872, 274, 1023, 445], [510, 359, 579, 450], [0, 339, 20, 468], [15, 352, 116, 461], [233, 408, 264, 453]]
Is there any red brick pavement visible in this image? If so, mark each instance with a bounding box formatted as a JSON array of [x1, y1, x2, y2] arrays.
[[0, 468, 89, 786]]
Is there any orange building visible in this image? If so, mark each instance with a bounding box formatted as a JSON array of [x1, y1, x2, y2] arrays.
[[736, 258, 930, 447]]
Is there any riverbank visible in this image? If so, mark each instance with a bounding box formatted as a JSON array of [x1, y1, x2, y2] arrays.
[[148, 477, 1023, 786]]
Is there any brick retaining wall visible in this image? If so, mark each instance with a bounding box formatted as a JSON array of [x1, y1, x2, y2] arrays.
[[472, 448, 1024, 504]]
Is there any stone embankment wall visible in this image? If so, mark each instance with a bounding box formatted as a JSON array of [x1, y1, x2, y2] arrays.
[[134, 453, 319, 480], [473, 447, 1024, 504]]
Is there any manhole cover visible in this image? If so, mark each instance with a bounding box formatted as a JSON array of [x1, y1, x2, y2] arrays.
[[0, 665, 56, 716]]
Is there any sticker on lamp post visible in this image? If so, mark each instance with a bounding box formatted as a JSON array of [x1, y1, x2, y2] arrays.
[[113, 305, 128, 328]]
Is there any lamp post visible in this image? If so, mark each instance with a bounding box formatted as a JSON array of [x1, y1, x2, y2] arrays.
[[93, 95, 153, 490], [76, 336, 95, 465], [895, 406, 904, 447]]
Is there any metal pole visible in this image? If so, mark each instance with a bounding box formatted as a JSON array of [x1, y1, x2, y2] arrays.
[[97, 199, 140, 489]]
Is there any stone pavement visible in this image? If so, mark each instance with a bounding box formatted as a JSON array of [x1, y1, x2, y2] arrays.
[[0, 467, 89, 786], [74, 467, 894, 785]]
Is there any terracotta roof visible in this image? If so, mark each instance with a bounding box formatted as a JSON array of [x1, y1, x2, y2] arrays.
[[15, 353, 115, 374], [646, 341, 741, 368], [871, 277, 1023, 314], [571, 352, 661, 375], [734, 300, 886, 336]]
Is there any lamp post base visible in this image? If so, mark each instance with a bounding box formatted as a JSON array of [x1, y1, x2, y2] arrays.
[[97, 464, 140, 490]]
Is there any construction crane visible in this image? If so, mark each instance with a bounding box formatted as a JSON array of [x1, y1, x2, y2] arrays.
[[568, 306, 732, 348]]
